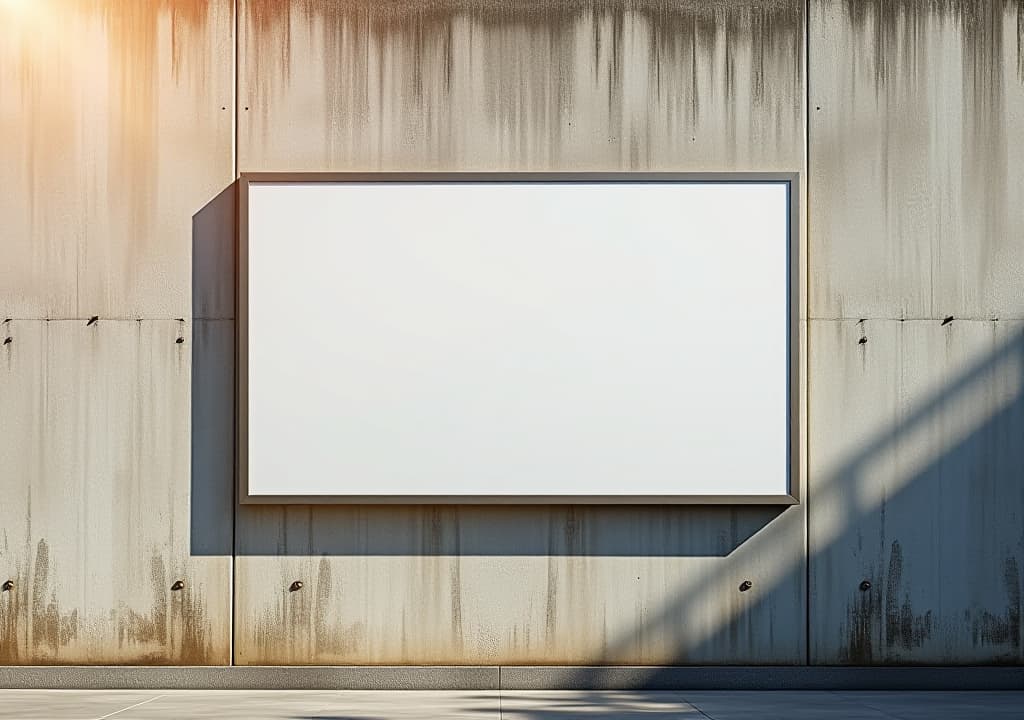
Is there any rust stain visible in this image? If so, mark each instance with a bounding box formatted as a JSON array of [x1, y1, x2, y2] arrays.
[[883, 541, 933, 651], [544, 514, 560, 644], [310, 557, 364, 659], [841, 540, 933, 663], [171, 575, 213, 665], [842, 541, 1023, 663], [971, 557, 1022, 652], [249, 565, 320, 663], [27, 540, 79, 660], [258, 598, 372, 665], [5, 544, 217, 666], [117, 554, 166, 650], [313, 557, 331, 657], [449, 529, 464, 651], [0, 533, 22, 664], [0, 586, 17, 663], [285, 571, 311, 657], [843, 575, 878, 664], [113, 553, 214, 665]]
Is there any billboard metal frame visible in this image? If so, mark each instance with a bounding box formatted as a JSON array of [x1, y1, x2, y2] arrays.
[[236, 172, 801, 505]]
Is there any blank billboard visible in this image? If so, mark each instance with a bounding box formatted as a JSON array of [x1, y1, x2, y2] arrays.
[[239, 174, 797, 503]]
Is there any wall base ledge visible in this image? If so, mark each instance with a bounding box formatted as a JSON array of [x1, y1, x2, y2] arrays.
[[0, 666, 1022, 691]]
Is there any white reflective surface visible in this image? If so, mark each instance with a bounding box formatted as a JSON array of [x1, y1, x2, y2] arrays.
[[246, 181, 790, 498]]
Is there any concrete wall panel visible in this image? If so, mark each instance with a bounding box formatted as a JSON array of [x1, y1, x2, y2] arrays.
[[0, 0, 235, 319], [0, 0, 235, 664], [808, 0, 1024, 666], [0, 320, 231, 664], [234, 0, 807, 665], [809, 1, 1024, 320], [808, 319, 1024, 664]]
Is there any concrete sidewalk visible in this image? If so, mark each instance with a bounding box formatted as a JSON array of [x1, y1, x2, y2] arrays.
[[0, 690, 1021, 719]]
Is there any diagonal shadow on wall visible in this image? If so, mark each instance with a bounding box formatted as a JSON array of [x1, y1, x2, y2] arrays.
[[554, 321, 1024, 675]]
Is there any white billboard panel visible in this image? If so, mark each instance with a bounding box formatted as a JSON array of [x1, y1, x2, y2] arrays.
[[239, 174, 798, 503]]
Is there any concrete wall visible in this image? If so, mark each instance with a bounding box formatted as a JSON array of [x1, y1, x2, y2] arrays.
[[0, 0, 235, 664], [808, 0, 1024, 664], [0, 0, 1021, 666]]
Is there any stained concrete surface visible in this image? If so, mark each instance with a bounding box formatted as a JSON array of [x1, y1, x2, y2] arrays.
[[0, 690, 1022, 719], [3, 0, 1023, 671]]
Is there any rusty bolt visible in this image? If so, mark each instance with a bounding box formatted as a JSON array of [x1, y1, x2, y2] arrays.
[[1, 580, 12, 592], [171, 580, 185, 591], [859, 580, 872, 592], [738, 580, 753, 592], [289, 580, 304, 592]]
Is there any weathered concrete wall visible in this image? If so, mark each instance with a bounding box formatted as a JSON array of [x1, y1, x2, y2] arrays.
[[0, 1, 234, 664], [1, 0, 1021, 666], [808, 1, 1024, 664]]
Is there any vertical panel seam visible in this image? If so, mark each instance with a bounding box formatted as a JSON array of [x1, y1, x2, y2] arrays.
[[233, 0, 239, 182], [230, 0, 240, 667], [804, 0, 812, 668]]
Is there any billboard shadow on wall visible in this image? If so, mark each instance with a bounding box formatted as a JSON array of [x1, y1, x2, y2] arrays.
[[189, 181, 784, 559]]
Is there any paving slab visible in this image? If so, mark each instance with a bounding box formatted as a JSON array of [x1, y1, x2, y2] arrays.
[[116, 690, 499, 720], [681, 691, 901, 720], [832, 691, 1024, 720], [0, 690, 162, 719], [500, 690, 703, 718], [110, 690, 345, 720]]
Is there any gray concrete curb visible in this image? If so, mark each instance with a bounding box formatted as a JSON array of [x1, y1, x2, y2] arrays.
[[0, 666, 497, 690], [0, 666, 1022, 690], [500, 666, 1024, 690]]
